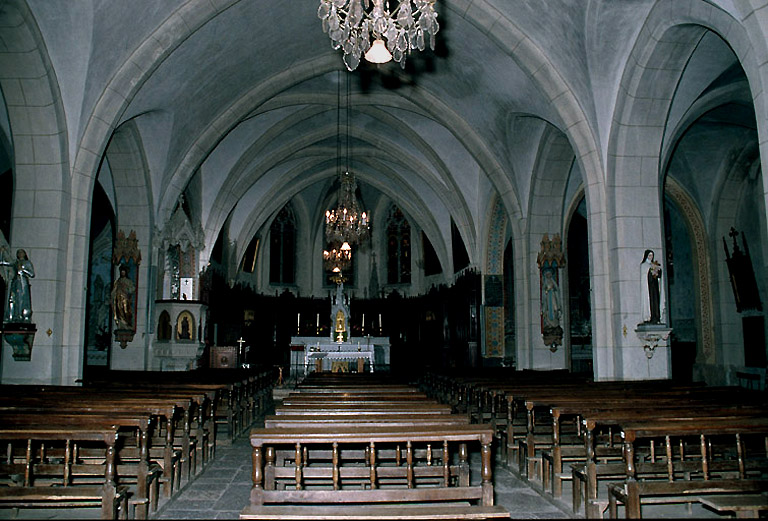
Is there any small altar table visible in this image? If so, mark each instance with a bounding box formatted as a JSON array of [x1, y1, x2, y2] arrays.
[[305, 350, 374, 375]]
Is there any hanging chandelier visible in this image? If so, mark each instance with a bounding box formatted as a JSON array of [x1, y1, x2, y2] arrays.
[[325, 171, 370, 245], [317, 0, 440, 71], [323, 241, 353, 272], [324, 72, 371, 249]]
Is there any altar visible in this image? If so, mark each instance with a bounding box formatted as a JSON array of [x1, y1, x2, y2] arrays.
[[290, 336, 390, 376], [289, 283, 389, 377], [304, 349, 375, 375]]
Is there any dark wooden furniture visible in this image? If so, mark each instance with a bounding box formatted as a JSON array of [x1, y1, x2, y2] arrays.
[[244, 374, 510, 519], [0, 426, 129, 519], [605, 417, 768, 519]]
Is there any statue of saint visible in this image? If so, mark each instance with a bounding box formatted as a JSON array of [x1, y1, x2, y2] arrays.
[[111, 265, 135, 330], [0, 248, 35, 323], [640, 249, 663, 324], [179, 315, 191, 340], [541, 269, 561, 330]]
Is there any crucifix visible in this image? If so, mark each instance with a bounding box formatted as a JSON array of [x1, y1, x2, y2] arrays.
[[237, 337, 246, 365]]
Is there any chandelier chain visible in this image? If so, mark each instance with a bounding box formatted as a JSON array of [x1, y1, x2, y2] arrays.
[[324, 72, 370, 276]]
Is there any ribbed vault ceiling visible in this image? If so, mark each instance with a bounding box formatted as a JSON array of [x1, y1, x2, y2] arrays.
[[24, 0, 750, 270]]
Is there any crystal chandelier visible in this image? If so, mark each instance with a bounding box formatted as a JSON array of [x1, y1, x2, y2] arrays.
[[318, 0, 440, 71], [324, 72, 371, 248], [325, 171, 370, 245], [323, 241, 353, 272]]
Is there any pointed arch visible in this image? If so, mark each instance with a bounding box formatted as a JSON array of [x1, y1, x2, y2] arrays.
[[0, 0, 71, 383], [104, 121, 154, 369], [665, 178, 715, 368], [483, 196, 507, 359]]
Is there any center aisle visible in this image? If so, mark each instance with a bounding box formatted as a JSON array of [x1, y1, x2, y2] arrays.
[[153, 399, 572, 520]]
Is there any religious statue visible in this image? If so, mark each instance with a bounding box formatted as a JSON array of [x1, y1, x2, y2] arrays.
[[331, 282, 350, 343], [537, 234, 565, 350], [111, 264, 135, 330], [335, 310, 346, 342], [179, 315, 191, 340], [0, 247, 35, 323], [640, 249, 664, 324], [541, 269, 561, 330]]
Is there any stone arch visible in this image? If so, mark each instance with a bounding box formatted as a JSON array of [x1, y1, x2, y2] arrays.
[[65, 0, 239, 378], [525, 125, 575, 366], [664, 178, 715, 367], [483, 196, 507, 359], [104, 120, 153, 369], [189, 87, 484, 271], [0, 0, 71, 383], [604, 0, 759, 379]]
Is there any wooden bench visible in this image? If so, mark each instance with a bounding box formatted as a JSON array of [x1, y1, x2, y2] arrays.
[[698, 493, 768, 518], [508, 385, 760, 480], [241, 424, 509, 520], [81, 367, 277, 444], [0, 426, 130, 519], [0, 387, 188, 500], [571, 404, 768, 518], [604, 417, 768, 518], [274, 403, 454, 416], [264, 413, 469, 429], [0, 410, 163, 518], [541, 400, 766, 501]]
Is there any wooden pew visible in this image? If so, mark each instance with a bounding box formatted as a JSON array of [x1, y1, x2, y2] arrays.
[[264, 413, 469, 429], [0, 388, 185, 499], [504, 384, 760, 479], [247, 373, 510, 518], [0, 410, 163, 518], [698, 493, 768, 518], [526, 390, 764, 493], [605, 417, 768, 518], [543, 402, 767, 501], [573, 408, 768, 518], [241, 424, 510, 520], [81, 367, 277, 444], [273, 402, 454, 416], [0, 426, 129, 519]]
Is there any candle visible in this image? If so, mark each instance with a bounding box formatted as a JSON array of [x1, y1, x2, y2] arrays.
[[297, 313, 300, 327], [379, 313, 382, 329], [316, 313, 320, 327], [362, 313, 365, 328]]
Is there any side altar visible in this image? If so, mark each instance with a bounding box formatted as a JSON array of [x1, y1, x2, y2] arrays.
[[289, 283, 389, 375]]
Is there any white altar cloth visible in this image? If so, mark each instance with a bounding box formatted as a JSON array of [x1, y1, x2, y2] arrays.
[[304, 350, 374, 374], [290, 336, 390, 377]]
